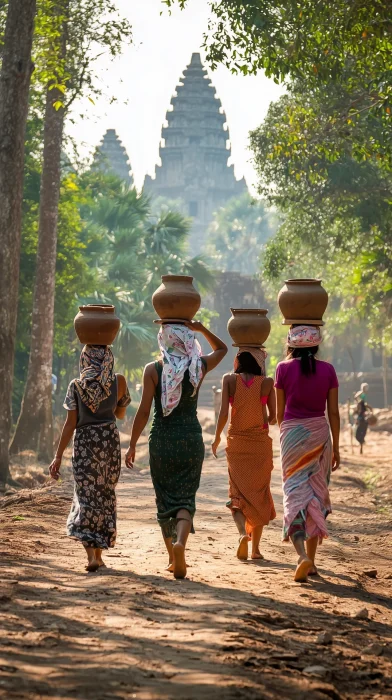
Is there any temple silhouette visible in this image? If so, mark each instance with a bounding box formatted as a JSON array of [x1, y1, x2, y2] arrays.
[[143, 53, 247, 253]]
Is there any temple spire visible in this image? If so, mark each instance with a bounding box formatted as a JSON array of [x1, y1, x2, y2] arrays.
[[93, 129, 133, 186], [144, 53, 247, 253]]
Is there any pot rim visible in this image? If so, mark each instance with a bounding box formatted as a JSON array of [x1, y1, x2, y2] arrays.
[[281, 318, 325, 326], [230, 308, 269, 315], [160, 274, 194, 283], [284, 278, 322, 284], [78, 304, 116, 313]]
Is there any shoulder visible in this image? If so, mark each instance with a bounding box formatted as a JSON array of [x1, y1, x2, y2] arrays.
[[64, 379, 77, 411], [263, 376, 274, 390], [318, 360, 339, 383], [116, 373, 126, 390], [144, 361, 159, 386], [144, 361, 158, 375], [277, 359, 293, 368], [66, 378, 77, 395], [317, 360, 337, 374], [224, 372, 237, 386], [275, 360, 291, 375]]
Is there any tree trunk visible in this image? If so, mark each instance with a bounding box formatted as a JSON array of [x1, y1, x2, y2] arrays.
[[10, 9, 67, 461], [0, 0, 36, 486], [382, 346, 389, 408]]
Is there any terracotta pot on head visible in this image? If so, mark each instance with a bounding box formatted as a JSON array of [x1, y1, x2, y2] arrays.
[[74, 304, 120, 345], [277, 279, 328, 326], [227, 308, 271, 348], [152, 275, 201, 324]]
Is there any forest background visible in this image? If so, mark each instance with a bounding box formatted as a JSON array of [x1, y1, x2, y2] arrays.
[[0, 0, 390, 485]]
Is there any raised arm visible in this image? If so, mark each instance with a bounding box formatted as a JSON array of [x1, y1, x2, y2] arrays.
[[327, 387, 340, 471], [212, 374, 230, 457], [125, 363, 156, 469], [185, 320, 227, 373], [276, 388, 286, 427]]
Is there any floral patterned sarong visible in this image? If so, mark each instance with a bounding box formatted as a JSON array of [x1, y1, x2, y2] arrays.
[[67, 421, 121, 549]]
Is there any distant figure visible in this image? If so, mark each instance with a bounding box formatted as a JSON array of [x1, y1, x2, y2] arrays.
[[354, 383, 372, 454], [52, 373, 57, 395]]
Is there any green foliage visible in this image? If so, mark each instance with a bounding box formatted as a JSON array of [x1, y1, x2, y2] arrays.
[[165, 1, 391, 165], [77, 176, 215, 376], [253, 83, 392, 353], [33, 0, 132, 107], [207, 192, 278, 274]]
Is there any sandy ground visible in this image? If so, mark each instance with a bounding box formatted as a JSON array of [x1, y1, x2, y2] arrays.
[[1, 418, 392, 700]]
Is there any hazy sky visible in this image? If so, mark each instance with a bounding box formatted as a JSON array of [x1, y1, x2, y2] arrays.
[[67, 0, 284, 193]]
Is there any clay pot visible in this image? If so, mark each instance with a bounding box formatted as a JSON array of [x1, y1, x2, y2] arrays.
[[227, 308, 271, 348], [367, 414, 377, 427], [277, 279, 328, 325], [152, 275, 201, 322], [74, 305, 120, 345]]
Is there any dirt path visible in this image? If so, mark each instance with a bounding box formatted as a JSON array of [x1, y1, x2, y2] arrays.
[[1, 423, 392, 700]]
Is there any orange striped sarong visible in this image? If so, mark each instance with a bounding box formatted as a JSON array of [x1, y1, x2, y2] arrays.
[[226, 375, 276, 536]]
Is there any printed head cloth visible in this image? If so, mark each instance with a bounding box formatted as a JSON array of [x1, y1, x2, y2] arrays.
[[234, 346, 268, 376], [287, 325, 323, 348], [74, 345, 115, 413], [158, 324, 203, 417]]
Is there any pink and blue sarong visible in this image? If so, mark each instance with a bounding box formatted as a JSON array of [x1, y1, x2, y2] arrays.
[[280, 416, 332, 543]]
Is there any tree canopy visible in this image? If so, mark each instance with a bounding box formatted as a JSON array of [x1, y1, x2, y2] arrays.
[[165, 1, 392, 165]]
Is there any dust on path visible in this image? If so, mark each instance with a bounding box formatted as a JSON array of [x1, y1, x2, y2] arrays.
[[1, 424, 392, 700]]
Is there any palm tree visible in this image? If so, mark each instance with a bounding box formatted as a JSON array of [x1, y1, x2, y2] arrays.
[[207, 192, 278, 275], [79, 178, 214, 374]]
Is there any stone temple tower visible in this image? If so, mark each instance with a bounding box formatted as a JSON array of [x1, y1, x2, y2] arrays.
[[93, 129, 133, 187], [143, 53, 247, 253]]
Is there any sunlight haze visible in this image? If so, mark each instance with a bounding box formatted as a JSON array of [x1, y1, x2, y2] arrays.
[[66, 0, 284, 193]]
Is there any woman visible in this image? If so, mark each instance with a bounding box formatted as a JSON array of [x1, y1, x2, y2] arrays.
[[49, 345, 131, 572], [125, 321, 227, 579], [354, 383, 372, 454], [212, 348, 276, 561], [275, 325, 340, 582]]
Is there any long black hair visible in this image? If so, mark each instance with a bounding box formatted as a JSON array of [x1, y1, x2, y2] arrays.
[[234, 351, 262, 376], [286, 345, 318, 376]]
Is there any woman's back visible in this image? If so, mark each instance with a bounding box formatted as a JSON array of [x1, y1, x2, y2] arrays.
[[66, 377, 117, 428], [229, 374, 265, 433], [275, 359, 338, 421], [150, 361, 203, 433]]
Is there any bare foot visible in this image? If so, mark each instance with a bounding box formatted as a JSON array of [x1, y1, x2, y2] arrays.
[[166, 561, 174, 572], [237, 535, 249, 561], [294, 555, 312, 582], [85, 560, 100, 572], [308, 565, 318, 576], [172, 542, 187, 579], [251, 551, 264, 560]]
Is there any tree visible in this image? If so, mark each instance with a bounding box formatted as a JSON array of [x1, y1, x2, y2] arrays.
[[252, 85, 392, 384], [78, 179, 214, 374], [11, 1, 68, 459], [165, 1, 392, 164], [207, 192, 278, 274], [0, 0, 36, 487], [11, 0, 132, 459]]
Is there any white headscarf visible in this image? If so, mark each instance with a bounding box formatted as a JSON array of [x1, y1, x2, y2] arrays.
[[157, 324, 203, 417]]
